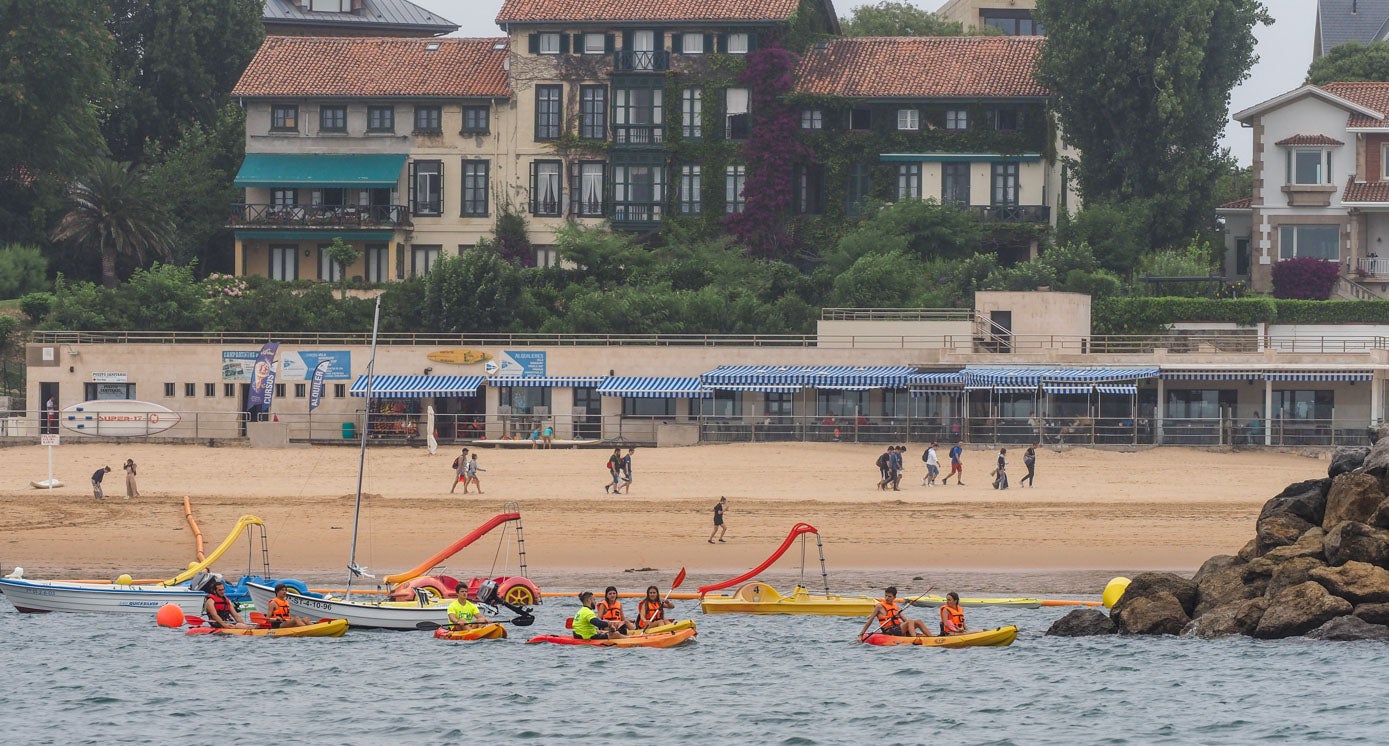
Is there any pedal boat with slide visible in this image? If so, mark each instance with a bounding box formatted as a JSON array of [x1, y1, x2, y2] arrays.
[[697, 523, 879, 616]]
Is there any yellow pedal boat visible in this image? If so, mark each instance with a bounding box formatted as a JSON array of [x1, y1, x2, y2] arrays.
[[699, 582, 878, 616]]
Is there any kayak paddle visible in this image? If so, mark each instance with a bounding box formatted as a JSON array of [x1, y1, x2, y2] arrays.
[[859, 585, 934, 642], [642, 568, 686, 627]]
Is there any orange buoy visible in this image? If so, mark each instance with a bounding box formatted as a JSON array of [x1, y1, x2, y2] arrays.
[[156, 603, 185, 628]]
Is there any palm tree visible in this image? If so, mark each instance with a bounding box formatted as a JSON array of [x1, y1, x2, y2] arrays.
[[51, 159, 173, 288]]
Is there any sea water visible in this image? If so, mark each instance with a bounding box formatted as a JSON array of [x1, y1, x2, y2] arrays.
[[3, 596, 1388, 745]]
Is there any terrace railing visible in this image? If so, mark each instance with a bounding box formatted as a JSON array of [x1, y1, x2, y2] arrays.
[[228, 203, 409, 230]]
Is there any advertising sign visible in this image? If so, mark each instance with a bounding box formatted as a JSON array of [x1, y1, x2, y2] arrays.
[[246, 342, 280, 411], [485, 350, 547, 377], [281, 351, 351, 381], [221, 351, 259, 381]]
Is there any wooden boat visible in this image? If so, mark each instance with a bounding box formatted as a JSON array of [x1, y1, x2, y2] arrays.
[[910, 595, 1043, 609], [187, 619, 348, 638], [527, 627, 696, 648], [862, 626, 1019, 648], [700, 582, 877, 616], [433, 623, 507, 641]]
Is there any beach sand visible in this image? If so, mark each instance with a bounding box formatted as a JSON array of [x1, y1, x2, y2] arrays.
[[0, 441, 1329, 587]]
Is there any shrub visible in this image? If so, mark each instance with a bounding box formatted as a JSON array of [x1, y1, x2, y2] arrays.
[[19, 292, 54, 324], [0, 244, 48, 299], [1271, 257, 1339, 300], [0, 315, 16, 352]]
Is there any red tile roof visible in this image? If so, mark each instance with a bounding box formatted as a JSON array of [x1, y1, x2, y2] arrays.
[[1218, 197, 1252, 209], [1343, 178, 1389, 203], [496, 0, 799, 23], [1273, 134, 1344, 147], [232, 36, 510, 98], [1321, 82, 1389, 127], [793, 37, 1047, 99]]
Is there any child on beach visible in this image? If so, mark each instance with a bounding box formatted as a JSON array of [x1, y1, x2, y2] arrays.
[[992, 448, 1008, 490]]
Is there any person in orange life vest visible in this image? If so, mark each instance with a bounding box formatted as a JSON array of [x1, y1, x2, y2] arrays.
[[858, 586, 931, 639], [573, 590, 627, 640], [940, 592, 967, 635], [636, 585, 675, 630], [203, 578, 256, 630], [595, 586, 638, 633], [267, 583, 313, 628]]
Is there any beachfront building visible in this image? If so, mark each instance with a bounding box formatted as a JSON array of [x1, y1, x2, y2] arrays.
[[262, 0, 459, 37], [17, 293, 1389, 448], [934, 0, 1044, 36], [1225, 82, 1389, 296]]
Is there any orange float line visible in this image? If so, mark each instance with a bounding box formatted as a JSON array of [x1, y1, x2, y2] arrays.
[[183, 496, 206, 562]]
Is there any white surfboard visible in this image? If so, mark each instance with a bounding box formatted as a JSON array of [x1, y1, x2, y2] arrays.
[[61, 400, 181, 437]]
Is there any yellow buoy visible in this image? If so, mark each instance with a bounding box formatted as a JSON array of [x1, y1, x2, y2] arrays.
[[114, 573, 133, 585], [1102, 577, 1131, 609]]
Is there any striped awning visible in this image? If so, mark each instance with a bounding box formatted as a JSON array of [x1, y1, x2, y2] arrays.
[[707, 383, 803, 393], [993, 386, 1039, 394], [1096, 385, 1138, 395], [1265, 370, 1373, 382], [908, 372, 965, 385], [1161, 370, 1261, 381], [487, 376, 605, 387], [701, 365, 915, 388], [963, 366, 1159, 387], [1161, 370, 1373, 382], [910, 388, 964, 397], [598, 376, 709, 398], [1043, 385, 1091, 395], [349, 375, 483, 399]]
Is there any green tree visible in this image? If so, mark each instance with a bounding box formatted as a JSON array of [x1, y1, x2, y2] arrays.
[[830, 251, 928, 307], [323, 237, 362, 299], [1307, 41, 1389, 84], [0, 0, 112, 244], [141, 104, 245, 272], [823, 199, 982, 274], [423, 247, 525, 332], [103, 0, 264, 161], [1034, 0, 1271, 251], [0, 244, 48, 299], [840, 2, 969, 35], [50, 159, 174, 288]]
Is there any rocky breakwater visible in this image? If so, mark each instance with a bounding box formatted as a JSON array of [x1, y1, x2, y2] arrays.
[[1048, 441, 1389, 641]]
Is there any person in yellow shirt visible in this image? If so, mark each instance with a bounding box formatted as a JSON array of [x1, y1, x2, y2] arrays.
[[446, 584, 494, 629], [572, 590, 626, 640]]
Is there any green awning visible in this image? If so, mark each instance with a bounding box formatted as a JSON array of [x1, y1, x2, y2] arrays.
[[234, 153, 407, 188]]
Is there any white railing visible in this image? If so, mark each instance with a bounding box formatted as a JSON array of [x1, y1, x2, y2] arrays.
[[1358, 258, 1389, 276]]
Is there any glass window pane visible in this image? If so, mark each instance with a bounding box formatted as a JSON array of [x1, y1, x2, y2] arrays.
[[1294, 150, 1322, 184]]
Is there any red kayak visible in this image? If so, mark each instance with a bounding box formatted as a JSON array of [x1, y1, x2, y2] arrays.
[[527, 627, 696, 648]]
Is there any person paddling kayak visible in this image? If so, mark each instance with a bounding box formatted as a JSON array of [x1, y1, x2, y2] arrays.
[[447, 584, 495, 629], [595, 586, 637, 633], [858, 586, 931, 640], [636, 585, 675, 630], [573, 590, 627, 640], [204, 577, 257, 630], [267, 583, 314, 628], [939, 592, 967, 635]]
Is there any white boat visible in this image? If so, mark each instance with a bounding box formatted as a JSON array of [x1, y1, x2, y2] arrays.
[[245, 581, 451, 630], [0, 577, 206, 614]]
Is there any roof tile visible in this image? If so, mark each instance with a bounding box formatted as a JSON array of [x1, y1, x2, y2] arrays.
[[793, 36, 1047, 99], [1273, 134, 1345, 146], [1218, 197, 1252, 209], [1343, 178, 1389, 203], [232, 36, 510, 99], [1321, 82, 1389, 127], [496, 0, 800, 23]]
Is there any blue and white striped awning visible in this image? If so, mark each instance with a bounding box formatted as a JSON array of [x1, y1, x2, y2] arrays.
[[350, 375, 484, 399], [908, 372, 965, 386], [1161, 370, 1261, 381], [1096, 385, 1138, 395], [598, 376, 709, 398], [1043, 385, 1091, 395], [910, 388, 964, 397], [701, 365, 916, 388], [1160, 369, 1373, 382], [993, 386, 1040, 394], [706, 383, 803, 393], [487, 376, 605, 387], [1265, 370, 1373, 382], [962, 366, 1158, 387]]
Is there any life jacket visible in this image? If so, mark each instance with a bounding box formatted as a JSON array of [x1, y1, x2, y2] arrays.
[[598, 598, 624, 621], [941, 604, 965, 633], [638, 599, 664, 627], [877, 599, 903, 627], [269, 597, 291, 620], [208, 593, 235, 623]]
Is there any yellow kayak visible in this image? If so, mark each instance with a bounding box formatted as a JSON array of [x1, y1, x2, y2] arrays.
[[632, 619, 696, 635], [911, 595, 1042, 609], [862, 626, 1018, 648], [700, 583, 877, 616], [433, 623, 508, 641], [187, 619, 348, 638]]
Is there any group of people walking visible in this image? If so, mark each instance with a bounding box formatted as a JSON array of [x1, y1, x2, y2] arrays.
[[874, 442, 1038, 490], [449, 448, 485, 494], [603, 447, 635, 494]]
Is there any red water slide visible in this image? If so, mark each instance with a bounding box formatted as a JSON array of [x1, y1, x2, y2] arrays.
[[696, 522, 819, 596], [383, 512, 521, 585]]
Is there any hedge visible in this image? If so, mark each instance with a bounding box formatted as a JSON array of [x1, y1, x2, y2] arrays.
[[1092, 297, 1389, 335]]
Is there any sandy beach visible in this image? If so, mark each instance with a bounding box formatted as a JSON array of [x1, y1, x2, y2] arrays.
[[0, 440, 1330, 586]]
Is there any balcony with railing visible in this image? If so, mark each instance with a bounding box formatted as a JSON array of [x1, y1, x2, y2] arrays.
[[970, 205, 1051, 223], [613, 50, 670, 72], [611, 202, 663, 229], [228, 203, 410, 230], [1357, 257, 1389, 277], [612, 123, 664, 147]]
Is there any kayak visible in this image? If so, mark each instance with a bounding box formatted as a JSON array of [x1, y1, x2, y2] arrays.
[[186, 619, 348, 638], [911, 595, 1042, 609], [632, 619, 696, 635], [528, 627, 697, 648], [862, 626, 1018, 648], [433, 623, 507, 641]]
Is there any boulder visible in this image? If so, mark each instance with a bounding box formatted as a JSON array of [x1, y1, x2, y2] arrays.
[[1113, 590, 1190, 635], [1259, 478, 1331, 527], [1360, 434, 1389, 476], [1371, 499, 1389, 530], [1353, 602, 1389, 625], [1324, 473, 1385, 529], [1184, 597, 1267, 638], [1193, 556, 1258, 617], [1305, 615, 1389, 641], [1322, 521, 1389, 567], [1252, 581, 1353, 639], [1262, 528, 1326, 564], [1111, 572, 1198, 617], [1045, 608, 1117, 637], [1264, 556, 1328, 599], [1257, 513, 1314, 553], [1309, 561, 1389, 604], [1237, 537, 1261, 561], [1330, 446, 1371, 478]]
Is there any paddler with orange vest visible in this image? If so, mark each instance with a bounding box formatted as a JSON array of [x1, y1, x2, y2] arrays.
[[858, 586, 932, 640], [203, 576, 257, 630], [939, 592, 967, 635], [267, 583, 314, 628], [636, 585, 675, 630], [573, 590, 628, 640], [595, 586, 638, 633]]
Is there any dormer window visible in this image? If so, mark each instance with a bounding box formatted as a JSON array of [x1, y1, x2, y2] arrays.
[[308, 0, 350, 11]]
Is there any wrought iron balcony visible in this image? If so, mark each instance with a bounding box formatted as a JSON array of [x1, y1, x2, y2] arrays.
[[228, 203, 410, 229], [969, 205, 1051, 223], [613, 50, 670, 72]]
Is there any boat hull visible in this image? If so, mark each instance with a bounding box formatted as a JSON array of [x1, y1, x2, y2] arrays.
[[434, 623, 507, 641], [700, 582, 876, 616], [0, 578, 205, 614], [247, 581, 452, 630], [911, 595, 1042, 609], [528, 627, 696, 648], [863, 626, 1019, 648], [192, 619, 349, 638]]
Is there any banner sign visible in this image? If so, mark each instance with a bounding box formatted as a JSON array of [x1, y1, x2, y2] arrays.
[[282, 351, 351, 381], [262, 367, 278, 413], [486, 350, 547, 377], [221, 351, 259, 381], [246, 342, 280, 411], [91, 372, 128, 383], [308, 359, 331, 412]]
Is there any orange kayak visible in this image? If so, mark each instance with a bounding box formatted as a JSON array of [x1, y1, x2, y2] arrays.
[[527, 627, 696, 648], [433, 623, 507, 641]]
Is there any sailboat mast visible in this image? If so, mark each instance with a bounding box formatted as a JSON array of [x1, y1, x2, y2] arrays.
[[346, 296, 382, 594]]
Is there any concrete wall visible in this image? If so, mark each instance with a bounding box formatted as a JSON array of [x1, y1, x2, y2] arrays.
[[815, 319, 974, 347], [974, 290, 1090, 339]]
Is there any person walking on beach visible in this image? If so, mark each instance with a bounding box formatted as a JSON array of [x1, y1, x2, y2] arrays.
[[1020, 443, 1037, 488], [450, 448, 469, 494], [876, 446, 893, 490], [891, 446, 905, 490], [466, 453, 484, 494], [709, 496, 727, 543], [992, 448, 1008, 490], [942, 441, 964, 486], [91, 465, 111, 501], [922, 443, 939, 487], [618, 448, 635, 494], [604, 448, 622, 493], [123, 459, 139, 499]]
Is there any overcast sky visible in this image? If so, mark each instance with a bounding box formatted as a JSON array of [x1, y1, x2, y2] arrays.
[[413, 0, 1317, 164]]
